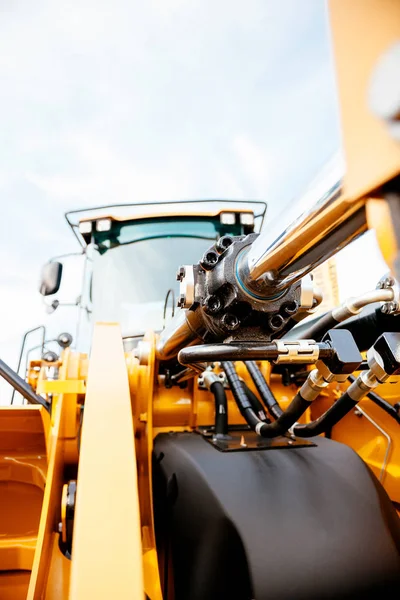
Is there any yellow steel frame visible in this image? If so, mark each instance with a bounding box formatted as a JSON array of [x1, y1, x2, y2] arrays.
[[17, 324, 400, 600], [330, 0, 400, 201], [69, 323, 144, 599], [1, 2, 400, 598], [330, 0, 400, 275], [28, 347, 83, 600]]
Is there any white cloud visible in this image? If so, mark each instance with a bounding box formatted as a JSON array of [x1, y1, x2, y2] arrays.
[[232, 134, 271, 194], [0, 0, 352, 403]]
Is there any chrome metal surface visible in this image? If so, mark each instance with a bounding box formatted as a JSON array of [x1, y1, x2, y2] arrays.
[[201, 370, 221, 390], [332, 288, 394, 322], [244, 181, 367, 292], [0, 358, 50, 410], [348, 371, 379, 401], [156, 310, 202, 361], [274, 340, 319, 364], [170, 366, 204, 383], [300, 369, 329, 402]]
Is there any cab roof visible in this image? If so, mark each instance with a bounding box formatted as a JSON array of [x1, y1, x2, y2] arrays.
[[65, 199, 267, 248]]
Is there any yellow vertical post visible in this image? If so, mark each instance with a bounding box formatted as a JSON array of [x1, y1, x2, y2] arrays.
[[69, 323, 144, 599]]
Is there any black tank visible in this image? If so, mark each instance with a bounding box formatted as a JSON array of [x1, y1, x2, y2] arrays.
[[153, 432, 400, 600]]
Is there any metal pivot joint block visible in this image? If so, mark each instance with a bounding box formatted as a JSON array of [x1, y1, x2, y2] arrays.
[[175, 233, 313, 344], [349, 332, 400, 402], [367, 332, 400, 383]]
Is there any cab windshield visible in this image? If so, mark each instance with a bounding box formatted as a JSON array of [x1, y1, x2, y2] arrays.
[[90, 214, 254, 336]]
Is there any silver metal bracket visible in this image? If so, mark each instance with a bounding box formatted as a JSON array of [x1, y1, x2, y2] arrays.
[[198, 371, 228, 390], [377, 275, 400, 315], [176, 265, 195, 309]]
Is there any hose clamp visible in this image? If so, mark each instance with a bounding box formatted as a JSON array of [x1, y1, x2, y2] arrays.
[[198, 369, 223, 390], [255, 422, 264, 435], [274, 340, 319, 364], [377, 275, 400, 315]]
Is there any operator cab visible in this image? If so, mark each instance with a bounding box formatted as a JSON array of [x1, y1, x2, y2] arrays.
[[38, 200, 266, 350]]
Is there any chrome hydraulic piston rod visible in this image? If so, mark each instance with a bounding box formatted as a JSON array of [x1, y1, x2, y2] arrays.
[[239, 181, 367, 295], [156, 181, 368, 362], [156, 309, 204, 362]]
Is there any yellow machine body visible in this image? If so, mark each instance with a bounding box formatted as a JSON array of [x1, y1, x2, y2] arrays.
[[1, 0, 400, 597], [1, 333, 400, 598]]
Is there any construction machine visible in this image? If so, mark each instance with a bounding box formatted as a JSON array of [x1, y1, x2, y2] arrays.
[[1, 1, 400, 598]]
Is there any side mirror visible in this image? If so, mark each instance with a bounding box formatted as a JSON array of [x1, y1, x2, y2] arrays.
[[39, 262, 63, 296]]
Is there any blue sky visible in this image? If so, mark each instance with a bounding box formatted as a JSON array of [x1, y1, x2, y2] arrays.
[[0, 0, 388, 401]]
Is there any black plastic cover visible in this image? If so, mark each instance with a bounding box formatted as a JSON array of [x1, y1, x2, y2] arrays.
[[153, 432, 400, 600], [374, 332, 400, 375], [321, 329, 362, 374]]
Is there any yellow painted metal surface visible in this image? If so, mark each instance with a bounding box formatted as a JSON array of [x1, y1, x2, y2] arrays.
[[366, 198, 398, 275], [308, 381, 400, 503], [28, 348, 81, 600], [1, 328, 400, 599], [127, 332, 163, 599], [330, 0, 400, 201], [0, 572, 32, 600], [38, 379, 86, 395], [0, 406, 47, 598], [44, 535, 71, 600], [69, 323, 144, 600], [2, 3, 400, 597]]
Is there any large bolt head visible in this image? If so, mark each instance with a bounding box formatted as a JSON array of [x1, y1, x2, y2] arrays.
[[203, 295, 222, 315], [221, 313, 240, 331], [215, 235, 233, 254], [268, 313, 285, 332], [280, 301, 299, 318], [200, 250, 219, 271]]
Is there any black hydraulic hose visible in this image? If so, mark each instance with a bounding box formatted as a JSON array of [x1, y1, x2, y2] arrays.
[[256, 392, 313, 438], [0, 358, 50, 411], [298, 305, 400, 351], [298, 311, 339, 342], [222, 361, 311, 438], [334, 307, 400, 351], [241, 381, 269, 422], [348, 375, 400, 425], [210, 380, 229, 436], [222, 361, 262, 430], [245, 361, 284, 420], [292, 391, 357, 438]]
